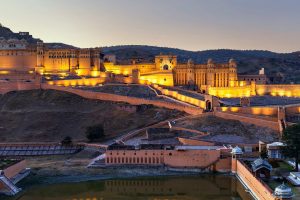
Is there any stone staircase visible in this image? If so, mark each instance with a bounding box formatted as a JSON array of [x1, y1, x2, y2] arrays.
[[87, 153, 106, 168], [0, 173, 21, 196]]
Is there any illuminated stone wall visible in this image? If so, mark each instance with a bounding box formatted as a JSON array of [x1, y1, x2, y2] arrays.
[[0, 49, 36, 72], [207, 83, 300, 98], [104, 62, 156, 75], [256, 84, 300, 97], [0, 40, 101, 77], [41, 84, 203, 115], [217, 106, 278, 117], [140, 71, 174, 86], [152, 84, 206, 108], [208, 85, 252, 98]]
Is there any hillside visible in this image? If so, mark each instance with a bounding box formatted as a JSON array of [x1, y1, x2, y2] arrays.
[[103, 45, 300, 83], [0, 90, 183, 142], [0, 24, 41, 44]]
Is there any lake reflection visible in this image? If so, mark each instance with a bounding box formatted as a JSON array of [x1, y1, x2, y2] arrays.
[[14, 175, 253, 200]]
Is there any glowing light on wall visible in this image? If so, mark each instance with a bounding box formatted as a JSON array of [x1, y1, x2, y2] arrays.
[[0, 71, 10, 75]]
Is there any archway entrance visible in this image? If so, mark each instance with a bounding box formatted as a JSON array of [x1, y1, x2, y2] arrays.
[[163, 64, 169, 70], [206, 100, 212, 111]]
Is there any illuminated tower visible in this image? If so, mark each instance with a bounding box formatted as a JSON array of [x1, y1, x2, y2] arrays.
[[155, 55, 177, 71], [36, 41, 44, 67], [35, 41, 44, 74], [186, 59, 195, 85], [206, 59, 215, 87], [228, 59, 238, 87], [231, 146, 243, 173]]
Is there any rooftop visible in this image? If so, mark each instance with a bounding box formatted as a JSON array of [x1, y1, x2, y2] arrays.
[[251, 158, 272, 172]]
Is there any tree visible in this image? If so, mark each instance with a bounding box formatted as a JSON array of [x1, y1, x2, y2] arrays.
[[260, 149, 268, 159], [282, 123, 300, 171], [85, 124, 105, 142], [61, 136, 73, 146]]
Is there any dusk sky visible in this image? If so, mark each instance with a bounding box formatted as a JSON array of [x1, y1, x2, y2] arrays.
[[1, 0, 300, 52]]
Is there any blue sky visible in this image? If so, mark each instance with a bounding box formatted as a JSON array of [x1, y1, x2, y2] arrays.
[[1, 0, 299, 52]]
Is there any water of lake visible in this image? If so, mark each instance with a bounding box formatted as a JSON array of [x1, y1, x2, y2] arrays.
[[7, 175, 253, 200]]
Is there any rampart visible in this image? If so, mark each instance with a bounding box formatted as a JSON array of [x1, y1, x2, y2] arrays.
[[256, 84, 300, 97], [41, 84, 203, 115], [0, 81, 40, 94], [235, 159, 275, 200], [2, 160, 26, 179], [208, 84, 300, 98], [152, 84, 206, 109], [0, 143, 84, 156], [214, 111, 280, 132], [216, 106, 278, 117]]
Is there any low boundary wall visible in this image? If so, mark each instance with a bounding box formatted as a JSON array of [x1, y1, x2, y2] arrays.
[[214, 111, 280, 132], [0, 81, 40, 94], [2, 160, 26, 179], [235, 160, 275, 200], [41, 84, 203, 115], [0, 143, 84, 156]]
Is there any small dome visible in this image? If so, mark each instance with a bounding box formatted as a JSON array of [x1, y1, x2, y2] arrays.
[[274, 183, 293, 198], [207, 58, 214, 64], [229, 58, 236, 64], [231, 146, 243, 155]]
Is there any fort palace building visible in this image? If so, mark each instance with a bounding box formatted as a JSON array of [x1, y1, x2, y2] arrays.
[[1, 36, 299, 99]]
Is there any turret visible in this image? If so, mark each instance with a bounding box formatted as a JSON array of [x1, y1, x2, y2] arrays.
[[228, 58, 238, 87], [274, 183, 293, 200], [36, 41, 44, 67], [206, 59, 215, 86], [231, 146, 243, 173], [186, 59, 195, 85]]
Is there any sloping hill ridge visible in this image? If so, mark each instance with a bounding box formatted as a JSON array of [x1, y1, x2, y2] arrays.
[[103, 45, 300, 84], [0, 90, 182, 142]]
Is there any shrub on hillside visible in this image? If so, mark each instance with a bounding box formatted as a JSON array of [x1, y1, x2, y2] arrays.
[[85, 124, 105, 142]]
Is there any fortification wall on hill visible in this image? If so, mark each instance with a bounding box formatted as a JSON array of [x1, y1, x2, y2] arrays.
[[214, 111, 280, 132], [215, 106, 278, 117], [41, 84, 203, 115], [0, 81, 40, 94], [152, 84, 206, 109], [235, 160, 275, 200], [256, 84, 300, 97]]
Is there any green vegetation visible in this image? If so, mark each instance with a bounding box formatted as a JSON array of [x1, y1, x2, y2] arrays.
[[0, 159, 17, 170], [282, 123, 300, 171], [85, 124, 105, 142]]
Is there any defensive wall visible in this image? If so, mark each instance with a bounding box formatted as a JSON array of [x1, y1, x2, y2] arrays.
[[105, 147, 221, 170], [0, 143, 84, 156], [233, 159, 276, 200], [0, 81, 40, 94], [209, 83, 300, 98], [152, 84, 206, 108], [214, 110, 280, 132], [0, 79, 299, 127], [1, 160, 26, 179], [41, 84, 203, 115]]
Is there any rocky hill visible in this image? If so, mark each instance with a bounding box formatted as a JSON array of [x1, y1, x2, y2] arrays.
[[0, 24, 41, 44], [0, 90, 182, 142]]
